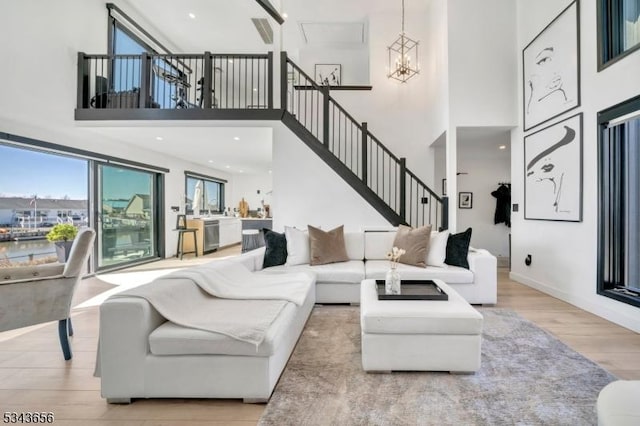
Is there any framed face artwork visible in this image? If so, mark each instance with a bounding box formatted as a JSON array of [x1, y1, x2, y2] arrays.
[[522, 0, 580, 131], [524, 113, 583, 221]]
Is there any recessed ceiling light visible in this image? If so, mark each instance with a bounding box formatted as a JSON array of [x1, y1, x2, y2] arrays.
[[208, 160, 213, 163], [155, 136, 163, 141], [228, 59, 233, 64], [239, 170, 244, 173], [225, 165, 231, 169], [499, 145, 506, 150], [282, 12, 288, 19], [233, 136, 240, 141], [253, 87, 258, 92], [268, 170, 272, 174], [188, 12, 196, 19]]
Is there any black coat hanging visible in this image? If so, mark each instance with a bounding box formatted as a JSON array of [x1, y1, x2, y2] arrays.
[[491, 184, 511, 227]]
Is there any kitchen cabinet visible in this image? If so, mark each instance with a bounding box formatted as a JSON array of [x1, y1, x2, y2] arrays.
[[219, 218, 241, 247]]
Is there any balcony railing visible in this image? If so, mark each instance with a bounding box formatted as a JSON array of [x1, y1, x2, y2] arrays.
[[77, 52, 273, 111]]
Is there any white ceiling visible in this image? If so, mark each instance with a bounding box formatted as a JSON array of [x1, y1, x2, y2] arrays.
[[83, 125, 273, 175], [299, 22, 366, 46]]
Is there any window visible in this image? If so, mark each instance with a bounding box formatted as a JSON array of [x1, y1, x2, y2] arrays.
[[599, 0, 640, 69], [111, 24, 146, 93], [185, 173, 226, 215], [0, 143, 88, 267], [598, 94, 640, 308], [107, 6, 181, 108]]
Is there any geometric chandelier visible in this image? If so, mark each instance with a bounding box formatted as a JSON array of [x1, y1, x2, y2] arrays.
[[387, 0, 420, 83]]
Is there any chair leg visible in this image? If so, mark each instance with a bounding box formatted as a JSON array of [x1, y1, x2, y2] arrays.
[[67, 317, 74, 337], [58, 319, 72, 361]]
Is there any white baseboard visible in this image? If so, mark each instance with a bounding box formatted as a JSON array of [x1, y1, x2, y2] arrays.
[[509, 272, 640, 333]]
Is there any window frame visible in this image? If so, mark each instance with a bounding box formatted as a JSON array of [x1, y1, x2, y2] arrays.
[[597, 93, 640, 308], [184, 171, 227, 216], [598, 0, 640, 70]]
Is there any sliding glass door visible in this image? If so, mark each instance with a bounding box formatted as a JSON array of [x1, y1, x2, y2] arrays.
[[96, 163, 159, 269]]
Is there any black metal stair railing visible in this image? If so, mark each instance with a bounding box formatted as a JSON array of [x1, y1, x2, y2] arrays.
[[281, 53, 447, 230], [77, 52, 272, 110]]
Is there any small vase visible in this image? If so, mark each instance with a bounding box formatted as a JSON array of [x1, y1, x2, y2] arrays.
[[385, 267, 401, 295]]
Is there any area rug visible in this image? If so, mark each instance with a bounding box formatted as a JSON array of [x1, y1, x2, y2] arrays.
[[258, 306, 616, 426]]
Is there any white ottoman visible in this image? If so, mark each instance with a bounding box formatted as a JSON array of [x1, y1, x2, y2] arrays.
[[360, 279, 483, 373], [597, 380, 640, 426]]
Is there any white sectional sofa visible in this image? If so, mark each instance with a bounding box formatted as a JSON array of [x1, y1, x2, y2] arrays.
[[98, 228, 496, 404], [244, 229, 497, 305]]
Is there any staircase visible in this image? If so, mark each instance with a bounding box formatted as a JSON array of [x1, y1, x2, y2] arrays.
[[280, 53, 448, 230]]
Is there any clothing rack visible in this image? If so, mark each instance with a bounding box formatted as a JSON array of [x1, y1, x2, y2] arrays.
[[498, 182, 511, 186]]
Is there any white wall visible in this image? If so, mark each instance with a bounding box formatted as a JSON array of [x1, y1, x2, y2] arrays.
[[0, 0, 233, 259], [456, 131, 511, 258], [298, 47, 369, 85], [511, 0, 640, 332], [229, 172, 273, 215], [271, 123, 389, 232]]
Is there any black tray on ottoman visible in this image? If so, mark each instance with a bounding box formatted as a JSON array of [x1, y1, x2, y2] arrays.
[[375, 279, 449, 301]]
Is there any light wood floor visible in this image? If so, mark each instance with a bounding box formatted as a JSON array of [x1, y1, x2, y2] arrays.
[[1, 250, 639, 425]]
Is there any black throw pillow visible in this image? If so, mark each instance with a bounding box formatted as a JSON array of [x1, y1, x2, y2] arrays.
[[262, 228, 288, 268], [445, 227, 472, 269]]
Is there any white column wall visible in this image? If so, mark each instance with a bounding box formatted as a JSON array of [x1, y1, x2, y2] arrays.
[[447, 0, 518, 127], [511, 0, 640, 332]]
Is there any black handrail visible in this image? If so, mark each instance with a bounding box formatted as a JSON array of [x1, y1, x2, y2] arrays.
[[78, 52, 272, 110]]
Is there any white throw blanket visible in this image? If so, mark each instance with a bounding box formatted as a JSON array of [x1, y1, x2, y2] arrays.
[[113, 260, 314, 347], [159, 259, 312, 306]]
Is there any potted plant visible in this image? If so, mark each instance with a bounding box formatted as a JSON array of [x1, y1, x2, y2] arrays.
[[46, 224, 78, 262]]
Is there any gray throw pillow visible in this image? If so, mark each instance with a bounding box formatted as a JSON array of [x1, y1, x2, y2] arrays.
[[392, 224, 432, 268]]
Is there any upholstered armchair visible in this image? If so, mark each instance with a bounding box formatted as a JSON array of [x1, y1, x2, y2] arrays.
[[0, 228, 96, 360]]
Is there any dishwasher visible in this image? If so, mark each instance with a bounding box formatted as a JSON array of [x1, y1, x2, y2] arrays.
[[202, 220, 220, 253]]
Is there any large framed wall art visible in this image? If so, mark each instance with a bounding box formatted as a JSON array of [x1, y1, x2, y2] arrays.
[[523, 0, 580, 131], [524, 113, 583, 222]]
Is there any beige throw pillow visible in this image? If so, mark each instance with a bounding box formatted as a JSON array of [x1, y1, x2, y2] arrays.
[[392, 224, 432, 268], [308, 225, 349, 266]]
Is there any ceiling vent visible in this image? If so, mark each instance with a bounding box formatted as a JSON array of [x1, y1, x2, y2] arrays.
[[251, 18, 273, 44], [300, 22, 366, 45]]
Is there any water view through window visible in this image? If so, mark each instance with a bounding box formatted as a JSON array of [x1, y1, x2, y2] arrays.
[[0, 144, 88, 267], [98, 164, 156, 268]]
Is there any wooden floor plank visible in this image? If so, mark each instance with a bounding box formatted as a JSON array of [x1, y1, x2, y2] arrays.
[[0, 255, 638, 424]]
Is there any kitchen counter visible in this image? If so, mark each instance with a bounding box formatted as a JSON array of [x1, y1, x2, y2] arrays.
[[241, 218, 273, 231]]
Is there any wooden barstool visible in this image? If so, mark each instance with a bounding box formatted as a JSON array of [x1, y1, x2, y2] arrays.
[[175, 228, 198, 260]]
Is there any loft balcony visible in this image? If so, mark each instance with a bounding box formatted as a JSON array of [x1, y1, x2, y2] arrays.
[[75, 51, 282, 121]]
